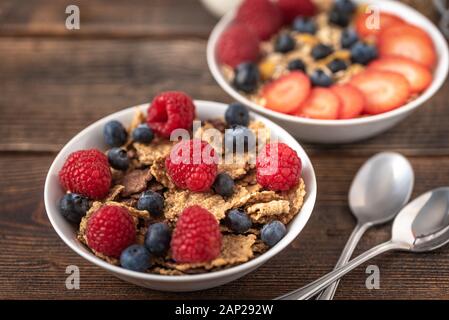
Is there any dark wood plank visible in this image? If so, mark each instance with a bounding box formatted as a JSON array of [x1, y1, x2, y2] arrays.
[[1, 38, 449, 156], [2, 153, 449, 299], [0, 0, 217, 38]]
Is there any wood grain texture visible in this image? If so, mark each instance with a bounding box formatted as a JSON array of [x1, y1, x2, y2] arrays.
[[1, 0, 449, 300], [1, 154, 449, 300], [0, 0, 217, 38], [0, 38, 449, 155]]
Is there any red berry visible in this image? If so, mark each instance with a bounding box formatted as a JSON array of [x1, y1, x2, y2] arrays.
[[86, 205, 136, 258], [165, 139, 218, 192], [147, 91, 196, 138], [59, 149, 112, 200], [236, 0, 283, 40], [171, 206, 222, 263], [217, 23, 260, 68], [256, 143, 302, 191], [276, 0, 317, 24]]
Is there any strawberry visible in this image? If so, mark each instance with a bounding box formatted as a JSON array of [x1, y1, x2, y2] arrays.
[[275, 0, 317, 24], [217, 23, 260, 68], [350, 70, 411, 115], [296, 88, 341, 120], [369, 56, 433, 94], [331, 84, 365, 119], [378, 25, 436, 69], [235, 0, 283, 40], [261, 71, 311, 114], [379, 24, 433, 45], [355, 12, 404, 41]]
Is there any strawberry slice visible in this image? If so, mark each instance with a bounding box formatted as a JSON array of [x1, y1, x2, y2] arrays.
[[380, 24, 433, 45], [379, 26, 436, 69], [350, 70, 411, 115], [355, 12, 404, 41], [331, 84, 365, 119], [262, 71, 311, 114], [369, 56, 433, 94], [295, 88, 341, 120]]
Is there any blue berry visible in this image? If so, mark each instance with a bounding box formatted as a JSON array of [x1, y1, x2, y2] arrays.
[[329, 9, 350, 27], [59, 193, 90, 223], [107, 147, 129, 171], [103, 120, 127, 147], [120, 244, 151, 272], [144, 222, 171, 256], [261, 220, 287, 247], [213, 173, 235, 197], [225, 103, 250, 127], [233, 62, 260, 93], [292, 17, 317, 34], [137, 191, 164, 216], [310, 69, 333, 87], [274, 33, 296, 53], [327, 59, 347, 73], [132, 124, 154, 144], [287, 59, 306, 72], [334, 0, 356, 14], [224, 125, 255, 153], [311, 44, 334, 60], [341, 29, 359, 49], [351, 42, 378, 65], [226, 209, 252, 234]]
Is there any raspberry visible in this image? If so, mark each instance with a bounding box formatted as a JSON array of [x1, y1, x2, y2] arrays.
[[217, 23, 260, 68], [256, 142, 302, 191], [86, 205, 136, 258], [59, 149, 112, 200], [275, 0, 317, 24], [147, 91, 195, 138], [171, 206, 222, 263], [165, 139, 218, 192], [235, 0, 283, 40]]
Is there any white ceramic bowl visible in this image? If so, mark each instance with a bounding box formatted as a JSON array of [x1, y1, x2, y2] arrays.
[[207, 0, 449, 143], [44, 100, 317, 292]]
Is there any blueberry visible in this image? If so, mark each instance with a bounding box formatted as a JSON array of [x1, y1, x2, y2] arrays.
[[107, 147, 129, 171], [137, 191, 164, 216], [103, 120, 127, 147], [132, 124, 154, 144], [120, 245, 151, 272], [351, 42, 378, 65], [224, 125, 256, 153], [327, 59, 347, 73], [329, 9, 351, 27], [341, 29, 359, 49], [59, 193, 90, 223], [292, 17, 317, 34], [311, 43, 334, 60], [144, 222, 171, 256], [274, 33, 296, 53], [261, 220, 287, 247], [334, 0, 356, 14], [213, 173, 235, 197], [226, 209, 252, 234], [310, 69, 333, 87], [287, 59, 306, 72], [233, 62, 260, 93], [225, 103, 250, 127]]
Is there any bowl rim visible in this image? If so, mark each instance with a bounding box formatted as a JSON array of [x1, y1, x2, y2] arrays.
[[207, 0, 449, 126], [44, 100, 317, 283]]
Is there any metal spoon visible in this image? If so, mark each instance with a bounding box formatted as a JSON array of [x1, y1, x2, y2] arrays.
[[276, 187, 449, 300], [316, 152, 414, 300]]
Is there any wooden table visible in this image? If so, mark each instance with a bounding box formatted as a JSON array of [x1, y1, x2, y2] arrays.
[[1, 0, 448, 300]]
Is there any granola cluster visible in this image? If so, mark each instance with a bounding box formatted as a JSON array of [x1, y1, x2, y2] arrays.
[[77, 109, 306, 275]]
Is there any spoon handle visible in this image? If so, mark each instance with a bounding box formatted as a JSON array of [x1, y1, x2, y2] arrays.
[[316, 222, 370, 300], [275, 240, 403, 300]]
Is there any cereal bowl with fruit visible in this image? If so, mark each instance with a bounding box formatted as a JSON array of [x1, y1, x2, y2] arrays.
[[44, 92, 316, 292], [207, 0, 449, 143]]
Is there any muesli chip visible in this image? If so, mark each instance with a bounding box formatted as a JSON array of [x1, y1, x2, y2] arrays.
[[120, 168, 152, 197], [246, 200, 291, 224], [134, 137, 173, 166]]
